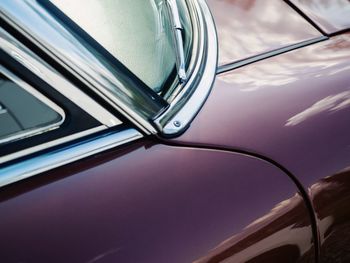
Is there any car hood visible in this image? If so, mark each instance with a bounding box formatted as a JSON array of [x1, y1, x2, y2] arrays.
[[207, 0, 322, 66], [289, 0, 350, 35], [172, 33, 350, 190]]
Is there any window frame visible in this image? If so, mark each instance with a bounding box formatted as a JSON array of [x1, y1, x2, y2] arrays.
[[0, 26, 144, 188], [0, 0, 167, 134], [0, 0, 218, 187], [0, 27, 126, 165], [0, 0, 218, 137]]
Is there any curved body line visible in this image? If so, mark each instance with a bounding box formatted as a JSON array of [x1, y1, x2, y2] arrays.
[[156, 135, 321, 260]]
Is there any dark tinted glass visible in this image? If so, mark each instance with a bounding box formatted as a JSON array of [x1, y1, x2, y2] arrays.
[[0, 72, 64, 144]]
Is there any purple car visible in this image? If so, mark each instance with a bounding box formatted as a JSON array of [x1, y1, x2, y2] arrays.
[[0, 0, 350, 262]]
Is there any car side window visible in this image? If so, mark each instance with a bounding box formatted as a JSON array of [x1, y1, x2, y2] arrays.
[[0, 70, 64, 145], [0, 26, 123, 166]]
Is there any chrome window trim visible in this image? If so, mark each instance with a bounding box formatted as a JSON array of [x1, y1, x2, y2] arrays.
[[0, 28, 126, 166], [165, 0, 188, 83], [0, 27, 122, 128], [0, 125, 105, 165], [0, 0, 163, 135], [0, 65, 66, 145], [0, 128, 143, 188], [0, 103, 6, 114], [163, 0, 200, 101], [154, 0, 218, 135], [0, 0, 218, 137]]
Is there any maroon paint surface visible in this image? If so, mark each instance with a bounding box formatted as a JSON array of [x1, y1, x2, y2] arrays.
[[206, 0, 321, 65], [1, 3, 349, 262], [0, 141, 313, 262], [289, 0, 350, 34], [173, 33, 350, 260]]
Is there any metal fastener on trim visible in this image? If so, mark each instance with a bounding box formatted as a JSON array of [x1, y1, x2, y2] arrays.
[[173, 120, 182, 127]]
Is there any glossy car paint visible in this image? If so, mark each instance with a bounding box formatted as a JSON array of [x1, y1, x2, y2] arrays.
[[289, 0, 350, 34], [0, 141, 314, 262], [173, 33, 350, 260], [0, 1, 349, 262], [311, 167, 350, 262], [206, 0, 322, 66]]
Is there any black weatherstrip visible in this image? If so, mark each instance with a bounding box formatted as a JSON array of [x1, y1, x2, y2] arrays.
[[217, 36, 328, 74]]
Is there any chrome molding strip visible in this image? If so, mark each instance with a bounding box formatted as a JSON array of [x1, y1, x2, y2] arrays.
[[0, 65, 66, 145], [0, 0, 161, 134], [1, 0, 217, 137], [166, 0, 187, 82], [154, 0, 218, 135], [162, 0, 196, 102], [0, 27, 122, 128], [0, 126, 106, 164], [0, 128, 143, 188], [217, 36, 328, 74], [163, 0, 199, 102], [0, 103, 7, 114]]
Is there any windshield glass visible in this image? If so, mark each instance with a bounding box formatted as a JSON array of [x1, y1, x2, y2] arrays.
[[50, 0, 192, 93]]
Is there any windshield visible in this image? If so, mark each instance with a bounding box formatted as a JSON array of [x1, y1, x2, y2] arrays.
[[50, 0, 192, 93]]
